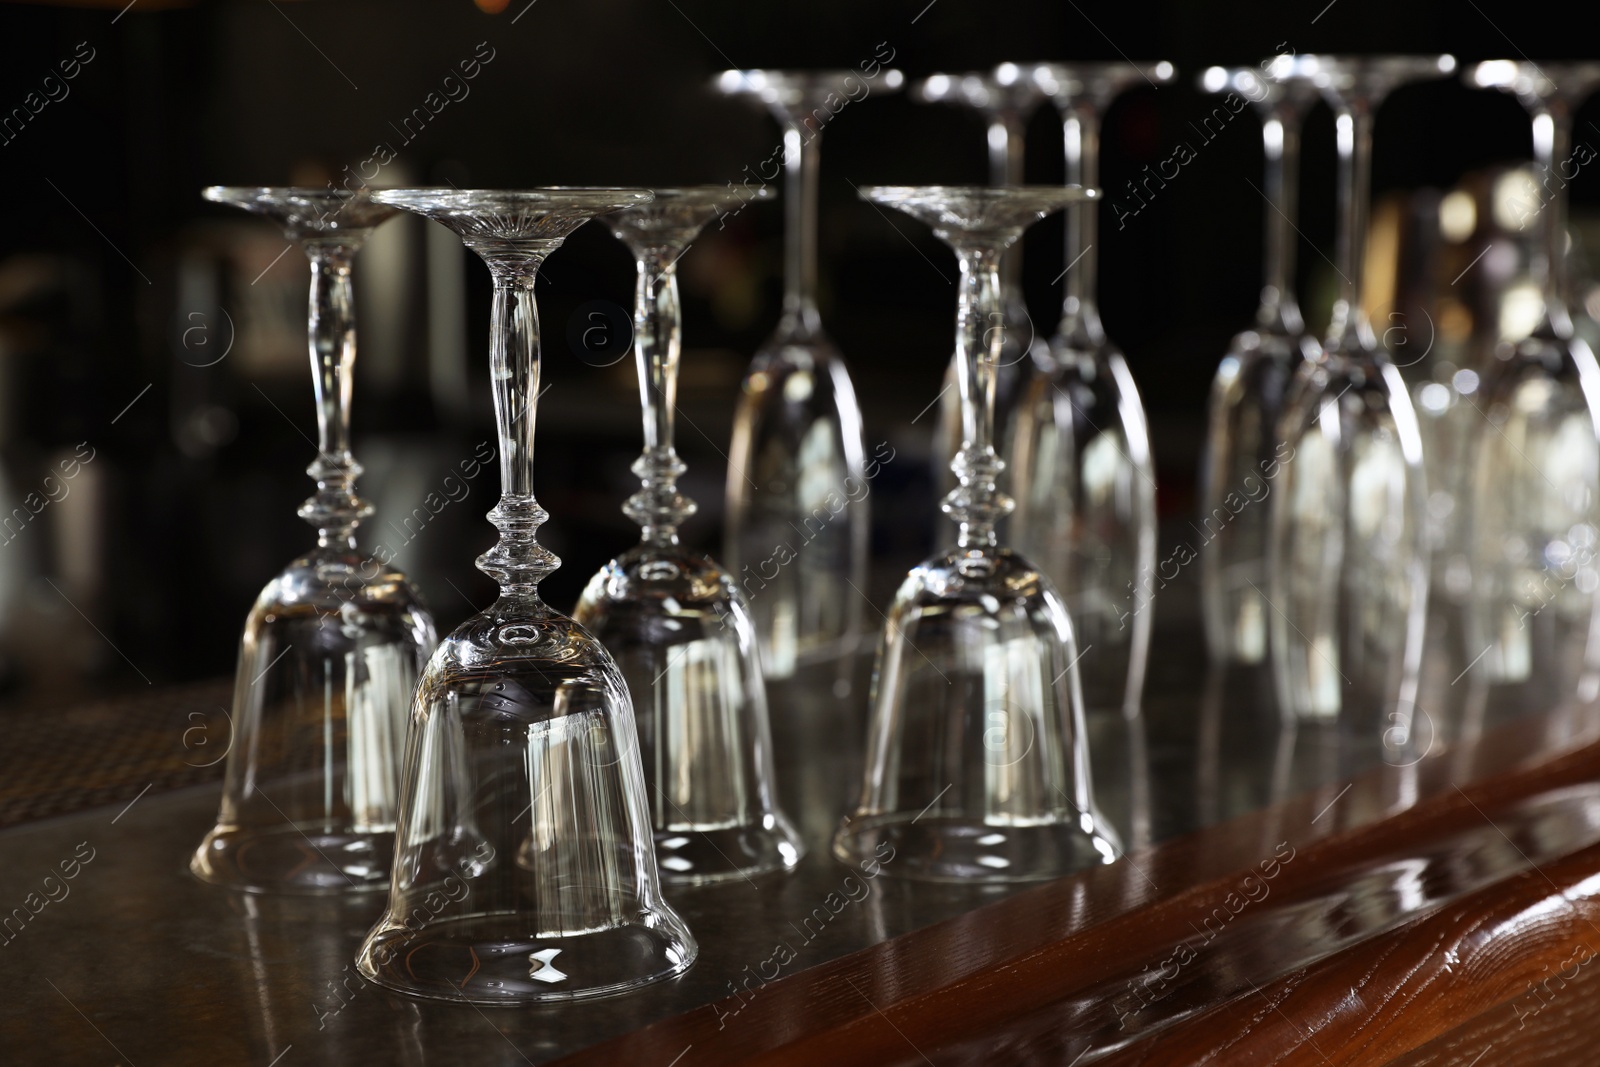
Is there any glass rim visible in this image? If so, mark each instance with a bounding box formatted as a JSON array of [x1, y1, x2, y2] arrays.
[[861, 183, 1099, 202]]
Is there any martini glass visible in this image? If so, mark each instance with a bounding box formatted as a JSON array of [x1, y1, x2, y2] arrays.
[[1268, 56, 1453, 754], [834, 185, 1120, 883], [914, 63, 1050, 498], [191, 188, 436, 895], [1461, 61, 1600, 713], [1197, 63, 1322, 665], [574, 186, 804, 885], [1006, 61, 1172, 722], [715, 68, 902, 679], [354, 189, 697, 1004]]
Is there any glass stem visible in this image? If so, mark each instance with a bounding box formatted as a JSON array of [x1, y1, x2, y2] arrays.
[[1327, 103, 1377, 353], [477, 258, 559, 601], [626, 248, 694, 546], [1061, 101, 1104, 342], [301, 239, 371, 550], [990, 108, 1027, 295], [1533, 105, 1575, 332], [779, 111, 823, 335], [947, 243, 1015, 550], [1259, 104, 1304, 333]]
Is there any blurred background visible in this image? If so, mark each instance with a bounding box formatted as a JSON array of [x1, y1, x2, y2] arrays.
[[0, 0, 1592, 703]]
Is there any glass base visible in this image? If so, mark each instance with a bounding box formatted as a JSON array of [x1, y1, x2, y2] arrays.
[[190, 824, 392, 894], [653, 817, 804, 886], [833, 813, 1118, 884], [356, 915, 694, 1004]]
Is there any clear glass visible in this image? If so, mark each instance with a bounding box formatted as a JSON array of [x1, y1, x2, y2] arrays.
[[1005, 61, 1172, 721], [192, 188, 437, 894], [715, 69, 901, 679], [1461, 62, 1600, 713], [914, 64, 1050, 499], [1197, 65, 1322, 665], [1268, 56, 1452, 754], [574, 187, 804, 885], [834, 186, 1121, 883], [354, 189, 696, 1004]]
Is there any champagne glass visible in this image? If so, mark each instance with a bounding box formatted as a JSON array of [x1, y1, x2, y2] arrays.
[[355, 189, 697, 1004], [574, 186, 804, 884], [1006, 61, 1172, 721], [192, 188, 436, 894], [914, 64, 1050, 498], [715, 68, 902, 679], [1268, 56, 1454, 753], [1197, 63, 1322, 665], [834, 185, 1120, 883], [1462, 61, 1600, 712]]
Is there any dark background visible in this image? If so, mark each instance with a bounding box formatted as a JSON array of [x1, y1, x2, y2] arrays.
[[0, 0, 1590, 699]]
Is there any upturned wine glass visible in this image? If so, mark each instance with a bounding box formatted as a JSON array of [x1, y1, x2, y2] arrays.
[[574, 186, 804, 885], [834, 185, 1120, 883], [1268, 56, 1454, 753], [354, 189, 697, 1004], [1005, 62, 1171, 722], [192, 188, 436, 894], [1461, 61, 1600, 713], [914, 64, 1050, 498], [715, 68, 901, 679], [1197, 63, 1322, 666]]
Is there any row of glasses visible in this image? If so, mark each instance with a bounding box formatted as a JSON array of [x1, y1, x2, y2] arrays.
[[194, 169, 1133, 1008], [187, 51, 1510, 1017], [1199, 54, 1600, 756], [717, 62, 1170, 732]]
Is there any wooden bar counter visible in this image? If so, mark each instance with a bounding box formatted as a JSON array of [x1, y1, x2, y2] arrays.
[[4, 655, 1599, 1065]]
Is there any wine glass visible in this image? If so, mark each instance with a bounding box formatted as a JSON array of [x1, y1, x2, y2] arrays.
[[1461, 61, 1600, 713], [913, 63, 1050, 498], [574, 186, 804, 884], [1006, 62, 1172, 723], [191, 188, 437, 894], [1197, 63, 1322, 666], [834, 185, 1120, 883], [354, 189, 697, 1004], [1268, 56, 1454, 754], [715, 68, 902, 680]]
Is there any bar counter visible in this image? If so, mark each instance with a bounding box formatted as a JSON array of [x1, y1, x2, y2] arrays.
[[5, 648, 1600, 1065]]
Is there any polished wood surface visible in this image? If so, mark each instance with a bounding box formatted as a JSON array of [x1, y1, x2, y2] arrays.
[[1099, 838, 1600, 1065], [8, 672, 1600, 1063], [549, 704, 1600, 1066]]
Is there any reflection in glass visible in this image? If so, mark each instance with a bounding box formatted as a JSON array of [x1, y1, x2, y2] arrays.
[[1006, 62, 1172, 720], [716, 69, 901, 679], [575, 187, 803, 885], [192, 188, 436, 894], [355, 189, 695, 1004], [835, 186, 1120, 883]]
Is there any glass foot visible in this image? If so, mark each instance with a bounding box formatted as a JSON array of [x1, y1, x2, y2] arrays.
[[356, 916, 694, 1004], [653, 817, 804, 885], [833, 814, 1118, 884], [190, 824, 392, 894]]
